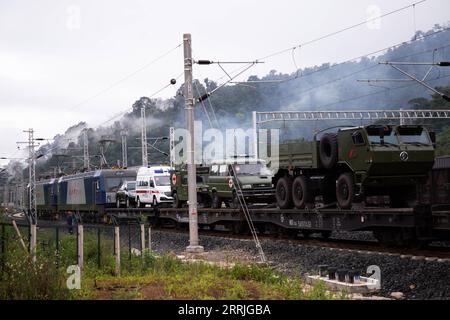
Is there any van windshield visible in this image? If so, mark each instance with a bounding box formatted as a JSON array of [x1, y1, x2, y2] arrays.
[[154, 175, 170, 186]]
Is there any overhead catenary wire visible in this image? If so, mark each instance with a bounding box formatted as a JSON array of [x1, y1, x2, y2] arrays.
[[66, 43, 182, 112], [257, 0, 427, 61]]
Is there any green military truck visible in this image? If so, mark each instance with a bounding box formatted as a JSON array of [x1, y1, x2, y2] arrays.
[[208, 157, 275, 209], [273, 124, 435, 209], [170, 166, 211, 208]]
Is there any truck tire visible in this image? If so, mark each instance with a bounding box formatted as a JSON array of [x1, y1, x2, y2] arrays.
[[276, 176, 294, 209], [336, 173, 354, 209], [172, 192, 182, 208], [320, 133, 338, 169], [292, 176, 313, 209]]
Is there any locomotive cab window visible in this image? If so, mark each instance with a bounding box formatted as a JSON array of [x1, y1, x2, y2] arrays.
[[352, 131, 365, 145]]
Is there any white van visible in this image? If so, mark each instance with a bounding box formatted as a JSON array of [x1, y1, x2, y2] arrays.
[[135, 166, 173, 207]]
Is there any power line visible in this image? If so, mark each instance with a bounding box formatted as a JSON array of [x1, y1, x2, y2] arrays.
[[313, 74, 450, 110], [280, 42, 450, 103], [66, 43, 182, 112], [257, 0, 427, 61]]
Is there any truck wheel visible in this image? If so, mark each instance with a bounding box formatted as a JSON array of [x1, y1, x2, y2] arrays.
[[292, 176, 313, 209], [336, 173, 354, 209], [172, 193, 182, 208], [116, 198, 121, 208], [211, 192, 221, 209], [276, 177, 294, 209], [125, 197, 130, 208], [319, 133, 338, 169]]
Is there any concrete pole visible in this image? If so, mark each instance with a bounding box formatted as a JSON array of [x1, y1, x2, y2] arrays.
[[83, 129, 90, 170], [252, 111, 258, 160], [121, 130, 128, 168], [77, 224, 83, 270], [183, 33, 203, 253], [30, 223, 36, 263], [141, 106, 148, 167], [114, 226, 120, 276], [140, 224, 145, 256]]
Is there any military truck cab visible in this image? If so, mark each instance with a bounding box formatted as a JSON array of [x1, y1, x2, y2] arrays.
[[208, 157, 275, 209], [274, 125, 435, 209], [170, 166, 211, 208]]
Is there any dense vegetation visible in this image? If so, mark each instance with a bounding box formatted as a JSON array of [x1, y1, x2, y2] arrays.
[[0, 224, 334, 300]]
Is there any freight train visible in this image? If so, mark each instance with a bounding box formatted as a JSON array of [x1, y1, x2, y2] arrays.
[[24, 123, 450, 246]]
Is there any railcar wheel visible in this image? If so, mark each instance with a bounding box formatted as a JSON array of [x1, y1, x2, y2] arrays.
[[336, 173, 354, 209], [276, 176, 294, 209], [321, 230, 332, 239], [292, 176, 313, 209]]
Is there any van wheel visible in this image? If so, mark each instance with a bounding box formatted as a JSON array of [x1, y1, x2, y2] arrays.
[[276, 177, 293, 209], [172, 193, 182, 208], [336, 173, 354, 209], [292, 176, 313, 209], [211, 192, 221, 209], [152, 197, 158, 207]]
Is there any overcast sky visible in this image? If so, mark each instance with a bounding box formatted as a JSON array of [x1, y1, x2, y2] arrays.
[[1, 0, 450, 165]]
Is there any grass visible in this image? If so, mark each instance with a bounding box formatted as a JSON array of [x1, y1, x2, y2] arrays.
[[0, 223, 343, 300]]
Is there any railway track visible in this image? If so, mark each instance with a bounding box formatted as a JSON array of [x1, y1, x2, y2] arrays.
[[4, 210, 450, 261], [149, 224, 450, 261]]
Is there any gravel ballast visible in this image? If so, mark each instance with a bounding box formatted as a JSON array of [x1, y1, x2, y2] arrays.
[[150, 230, 450, 300]]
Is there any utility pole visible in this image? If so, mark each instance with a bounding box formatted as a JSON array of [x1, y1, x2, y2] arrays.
[[141, 106, 148, 167], [169, 127, 174, 168], [121, 129, 128, 168], [183, 33, 203, 253], [21, 129, 37, 262], [82, 129, 90, 170]]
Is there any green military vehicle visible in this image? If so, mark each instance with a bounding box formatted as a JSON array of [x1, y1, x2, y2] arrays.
[[170, 166, 211, 208], [208, 157, 275, 209], [273, 124, 435, 209]]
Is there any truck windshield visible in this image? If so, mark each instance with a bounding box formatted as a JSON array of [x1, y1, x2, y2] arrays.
[[366, 127, 398, 145], [232, 163, 272, 176], [127, 182, 136, 190], [154, 175, 170, 186], [397, 127, 430, 145]]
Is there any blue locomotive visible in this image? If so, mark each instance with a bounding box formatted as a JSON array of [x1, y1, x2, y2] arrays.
[[34, 169, 137, 220]]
